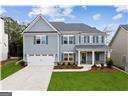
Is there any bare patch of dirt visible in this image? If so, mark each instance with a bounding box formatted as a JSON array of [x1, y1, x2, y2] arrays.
[[54, 65, 83, 69], [90, 66, 118, 72]]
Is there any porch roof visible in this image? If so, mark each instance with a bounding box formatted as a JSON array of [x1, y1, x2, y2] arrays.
[[75, 45, 109, 51]]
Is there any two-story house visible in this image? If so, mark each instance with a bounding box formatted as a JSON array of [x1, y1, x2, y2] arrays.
[[0, 17, 8, 62], [23, 15, 109, 65], [109, 25, 128, 71]]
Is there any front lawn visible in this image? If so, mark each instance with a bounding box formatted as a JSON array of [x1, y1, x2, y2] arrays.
[[1, 59, 24, 80], [48, 70, 128, 91]]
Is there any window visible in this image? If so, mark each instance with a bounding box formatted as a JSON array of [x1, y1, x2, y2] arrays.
[[63, 52, 74, 62], [69, 36, 75, 44], [42, 35, 46, 44], [93, 36, 99, 43], [63, 35, 75, 44], [79, 35, 90, 44], [35, 35, 41, 44], [95, 52, 100, 61], [35, 35, 48, 44], [101, 36, 104, 43], [87, 36, 90, 43], [63, 36, 68, 44], [63, 53, 68, 61], [79, 35, 81, 44], [96, 36, 99, 43]]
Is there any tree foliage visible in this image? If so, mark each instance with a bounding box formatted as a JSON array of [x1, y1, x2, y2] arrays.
[[3, 16, 26, 57]]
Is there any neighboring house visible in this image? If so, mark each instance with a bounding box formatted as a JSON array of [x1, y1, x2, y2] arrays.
[[23, 15, 110, 65], [0, 17, 8, 62], [109, 25, 128, 71]]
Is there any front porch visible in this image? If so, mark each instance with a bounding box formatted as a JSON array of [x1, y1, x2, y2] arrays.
[[76, 45, 110, 65], [78, 51, 106, 65]]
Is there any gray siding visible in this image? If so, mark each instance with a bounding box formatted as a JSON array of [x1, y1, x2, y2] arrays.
[[23, 33, 58, 61]]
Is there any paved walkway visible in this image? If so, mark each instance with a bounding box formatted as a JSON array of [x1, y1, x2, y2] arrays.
[[53, 64, 92, 72], [1, 65, 53, 91]]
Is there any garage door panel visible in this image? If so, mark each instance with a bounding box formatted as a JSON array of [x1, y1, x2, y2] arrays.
[[27, 55, 55, 65]]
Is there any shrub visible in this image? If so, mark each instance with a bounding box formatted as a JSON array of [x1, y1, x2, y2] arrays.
[[101, 63, 104, 69], [68, 62, 71, 65], [18, 60, 26, 67], [106, 58, 113, 68]]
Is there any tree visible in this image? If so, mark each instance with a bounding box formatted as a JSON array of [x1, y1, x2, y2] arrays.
[[3, 16, 26, 57]]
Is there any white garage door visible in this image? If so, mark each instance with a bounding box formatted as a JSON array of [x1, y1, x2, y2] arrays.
[[27, 54, 55, 65]]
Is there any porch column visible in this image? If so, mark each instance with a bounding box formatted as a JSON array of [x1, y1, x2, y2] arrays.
[[78, 51, 80, 65], [107, 51, 111, 58], [92, 51, 95, 65], [104, 51, 107, 63]]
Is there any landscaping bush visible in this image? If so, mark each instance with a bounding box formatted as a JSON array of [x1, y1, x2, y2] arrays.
[[18, 60, 26, 67], [91, 64, 97, 68], [106, 58, 113, 68], [101, 63, 104, 69]]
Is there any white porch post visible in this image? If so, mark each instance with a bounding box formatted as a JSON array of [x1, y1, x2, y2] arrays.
[[104, 51, 107, 63], [92, 51, 95, 65], [78, 51, 80, 65], [107, 51, 111, 58]]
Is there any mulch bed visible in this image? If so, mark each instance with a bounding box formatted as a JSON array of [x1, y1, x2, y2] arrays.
[[54, 65, 83, 69], [0, 59, 18, 67], [90, 66, 118, 72]]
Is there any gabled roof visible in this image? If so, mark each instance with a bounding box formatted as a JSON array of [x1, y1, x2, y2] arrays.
[[50, 22, 104, 33], [23, 14, 60, 34], [23, 14, 104, 34], [109, 24, 128, 46], [120, 24, 128, 31]]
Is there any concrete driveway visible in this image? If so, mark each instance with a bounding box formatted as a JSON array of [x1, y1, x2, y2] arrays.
[[1, 65, 53, 91]]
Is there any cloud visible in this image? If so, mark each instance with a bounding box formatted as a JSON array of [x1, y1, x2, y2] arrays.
[[112, 13, 123, 20], [92, 13, 101, 21], [52, 18, 65, 22], [0, 6, 6, 15], [28, 5, 75, 21], [115, 5, 128, 13], [81, 5, 87, 10]]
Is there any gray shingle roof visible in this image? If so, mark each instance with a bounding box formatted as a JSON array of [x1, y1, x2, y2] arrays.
[[75, 45, 109, 50], [50, 22, 103, 33], [121, 24, 128, 31]]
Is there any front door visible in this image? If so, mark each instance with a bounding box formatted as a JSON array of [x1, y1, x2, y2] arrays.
[[81, 52, 86, 63]]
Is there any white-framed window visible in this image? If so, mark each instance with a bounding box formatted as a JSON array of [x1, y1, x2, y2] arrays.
[[84, 36, 90, 43], [35, 35, 48, 44], [35, 35, 41, 44], [79, 35, 90, 44], [62, 35, 75, 44], [101, 36, 104, 43], [63, 36, 68, 44], [62, 52, 74, 62], [93, 36, 99, 43], [42, 35, 47, 44]]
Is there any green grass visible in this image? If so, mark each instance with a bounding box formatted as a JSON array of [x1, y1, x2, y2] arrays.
[[48, 71, 128, 91], [1, 59, 23, 80]]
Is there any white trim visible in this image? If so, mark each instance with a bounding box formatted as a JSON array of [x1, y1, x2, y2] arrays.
[[35, 35, 47, 45], [62, 35, 75, 44], [92, 51, 95, 65], [23, 14, 61, 34], [57, 34, 60, 62], [78, 51, 80, 65], [63, 52, 74, 53]]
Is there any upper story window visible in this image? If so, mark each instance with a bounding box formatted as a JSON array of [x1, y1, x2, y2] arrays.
[[101, 36, 104, 43], [84, 36, 90, 43], [93, 36, 99, 43], [35, 35, 48, 44], [62, 35, 75, 44], [79, 35, 90, 44]]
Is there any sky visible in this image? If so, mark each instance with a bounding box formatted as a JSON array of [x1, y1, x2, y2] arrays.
[[0, 5, 128, 40]]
